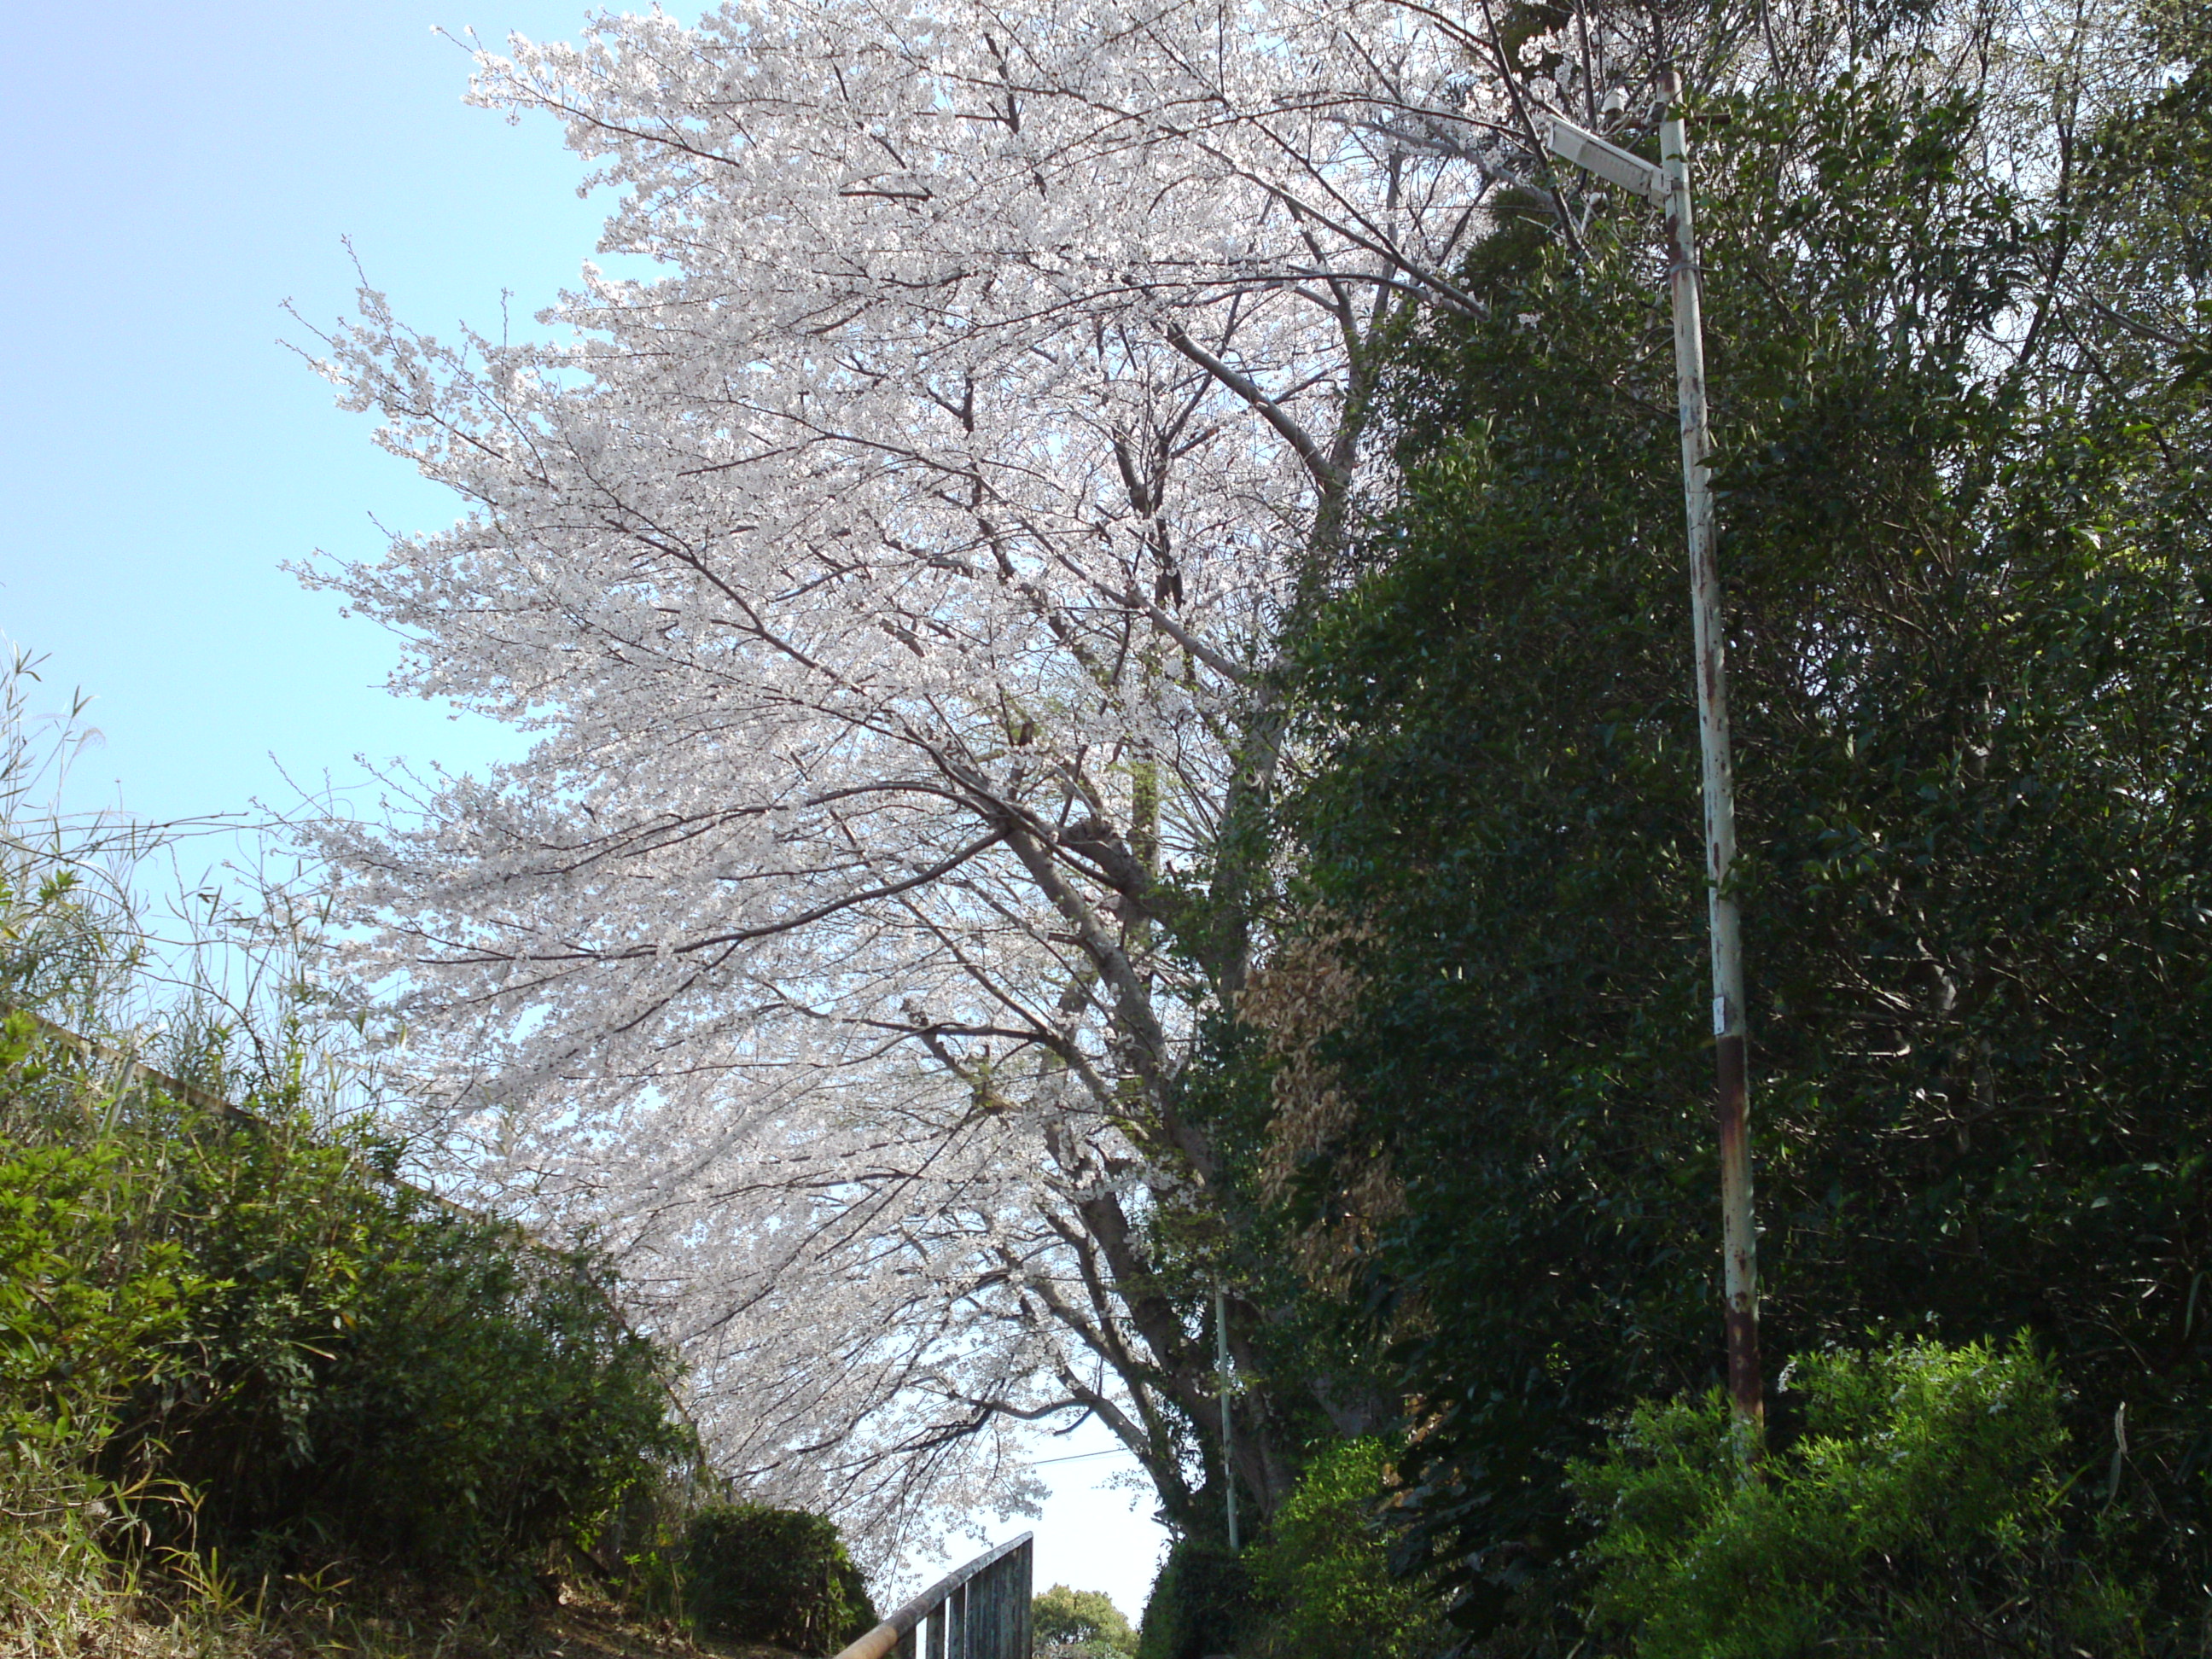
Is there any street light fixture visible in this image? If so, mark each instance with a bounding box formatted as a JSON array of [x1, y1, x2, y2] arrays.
[[1545, 69, 1763, 1465]]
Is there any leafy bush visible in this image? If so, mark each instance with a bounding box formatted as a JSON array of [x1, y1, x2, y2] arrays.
[[0, 664, 697, 1631], [0, 1073, 205, 1637], [1033, 1582, 1137, 1656], [1246, 1439, 1444, 1659], [0, 1020, 694, 1598], [0, 1127, 198, 1458], [1569, 1338, 2140, 1657], [1136, 1536, 1254, 1659], [681, 1503, 877, 1651], [119, 1097, 694, 1587]]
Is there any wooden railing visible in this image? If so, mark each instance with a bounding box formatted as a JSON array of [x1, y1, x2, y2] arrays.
[[832, 1533, 1033, 1659]]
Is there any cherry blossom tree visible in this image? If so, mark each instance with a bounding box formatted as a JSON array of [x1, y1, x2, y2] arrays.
[[300, 0, 1638, 1563]]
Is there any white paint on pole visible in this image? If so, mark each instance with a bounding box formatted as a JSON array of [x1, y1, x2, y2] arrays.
[[1656, 68, 1763, 1464], [1549, 73, 1765, 1463]]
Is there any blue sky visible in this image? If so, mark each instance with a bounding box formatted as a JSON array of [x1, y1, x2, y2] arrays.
[[0, 0, 1165, 1614], [0, 1, 601, 826]]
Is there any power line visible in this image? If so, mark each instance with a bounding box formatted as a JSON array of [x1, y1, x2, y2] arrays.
[[1026, 1446, 1138, 1467]]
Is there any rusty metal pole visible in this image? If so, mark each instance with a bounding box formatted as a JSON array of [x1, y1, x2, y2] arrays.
[[1658, 66, 1762, 1465], [1215, 1284, 1241, 1547]]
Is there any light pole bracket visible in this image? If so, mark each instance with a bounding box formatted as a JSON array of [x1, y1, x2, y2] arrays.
[[1545, 115, 1668, 205]]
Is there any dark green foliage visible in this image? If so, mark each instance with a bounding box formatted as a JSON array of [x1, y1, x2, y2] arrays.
[[0, 1018, 693, 1593], [1572, 1339, 2140, 1656], [1136, 1536, 1255, 1659], [1033, 1582, 1138, 1656], [1257, 17, 2212, 1649], [134, 1109, 690, 1585], [680, 1503, 876, 1652], [1245, 1439, 1444, 1659], [2077, 1, 2212, 391]]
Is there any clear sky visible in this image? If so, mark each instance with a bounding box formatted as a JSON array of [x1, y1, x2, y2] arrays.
[[0, 0, 1166, 1619]]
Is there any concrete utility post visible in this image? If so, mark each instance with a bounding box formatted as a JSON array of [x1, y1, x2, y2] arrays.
[[1545, 68, 1763, 1464]]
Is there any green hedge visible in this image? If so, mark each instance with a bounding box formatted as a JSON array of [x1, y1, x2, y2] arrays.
[[0, 1011, 696, 1592], [1572, 1338, 2142, 1656], [681, 1503, 877, 1651], [1137, 1536, 1254, 1659]]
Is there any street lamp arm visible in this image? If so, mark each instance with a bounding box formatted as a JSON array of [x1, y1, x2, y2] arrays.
[[1543, 114, 1668, 205]]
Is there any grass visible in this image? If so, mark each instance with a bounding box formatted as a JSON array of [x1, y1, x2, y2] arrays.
[[0, 1522, 810, 1659]]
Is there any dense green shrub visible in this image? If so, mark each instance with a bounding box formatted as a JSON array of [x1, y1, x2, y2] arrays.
[[0, 1022, 694, 1596], [1136, 1536, 1254, 1659], [0, 671, 698, 1609], [681, 1503, 876, 1651], [1033, 1582, 1138, 1656], [1245, 1440, 1444, 1659], [0, 1126, 198, 1458], [1571, 1339, 2140, 1657], [0, 1057, 206, 1633], [119, 1097, 693, 1586], [1256, 15, 2212, 1640]]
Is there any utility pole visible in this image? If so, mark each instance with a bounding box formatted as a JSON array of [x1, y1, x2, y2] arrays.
[[1545, 68, 1763, 1464], [1214, 1284, 1241, 1547]]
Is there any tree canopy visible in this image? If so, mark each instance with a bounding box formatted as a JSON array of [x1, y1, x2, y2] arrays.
[[1243, 0, 2212, 1641], [300, 0, 2212, 1621], [299, 0, 1598, 1554]]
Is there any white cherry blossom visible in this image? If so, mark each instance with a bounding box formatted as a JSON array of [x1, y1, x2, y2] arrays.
[[300, 0, 1568, 1564]]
